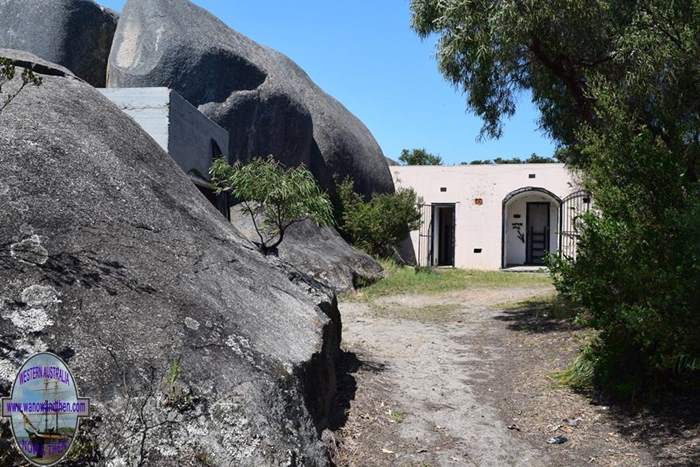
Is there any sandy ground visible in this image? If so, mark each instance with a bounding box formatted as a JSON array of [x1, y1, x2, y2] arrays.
[[328, 285, 699, 467]]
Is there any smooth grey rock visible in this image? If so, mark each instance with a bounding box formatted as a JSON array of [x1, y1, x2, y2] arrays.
[[0, 50, 336, 466], [107, 0, 394, 198], [231, 206, 383, 293], [0, 0, 117, 87]]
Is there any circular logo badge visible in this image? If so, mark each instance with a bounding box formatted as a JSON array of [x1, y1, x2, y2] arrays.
[[2, 352, 90, 466]]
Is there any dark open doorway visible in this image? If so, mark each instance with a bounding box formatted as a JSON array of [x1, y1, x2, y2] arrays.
[[433, 205, 455, 266], [526, 202, 550, 265]]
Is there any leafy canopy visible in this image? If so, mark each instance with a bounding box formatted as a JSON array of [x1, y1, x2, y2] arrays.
[[210, 156, 333, 254], [337, 178, 422, 258], [399, 148, 443, 165], [411, 0, 699, 175]]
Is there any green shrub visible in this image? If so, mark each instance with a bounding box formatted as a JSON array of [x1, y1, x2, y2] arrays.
[[548, 91, 700, 399], [210, 156, 333, 254], [336, 178, 421, 258]]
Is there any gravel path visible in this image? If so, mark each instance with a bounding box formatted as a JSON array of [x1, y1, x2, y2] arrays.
[[329, 285, 696, 467]]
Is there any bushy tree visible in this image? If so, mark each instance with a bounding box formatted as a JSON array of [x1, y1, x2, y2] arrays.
[[210, 157, 333, 254], [412, 0, 700, 396], [399, 148, 442, 165], [0, 57, 42, 113], [550, 90, 700, 396], [337, 178, 422, 258]]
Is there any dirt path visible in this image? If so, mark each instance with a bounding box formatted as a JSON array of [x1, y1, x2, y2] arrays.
[[329, 285, 698, 467]]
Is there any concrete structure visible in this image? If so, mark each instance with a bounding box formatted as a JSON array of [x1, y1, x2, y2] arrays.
[[99, 87, 231, 217], [392, 164, 587, 269]]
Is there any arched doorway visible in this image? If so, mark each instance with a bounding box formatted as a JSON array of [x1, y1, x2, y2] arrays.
[[502, 187, 562, 268]]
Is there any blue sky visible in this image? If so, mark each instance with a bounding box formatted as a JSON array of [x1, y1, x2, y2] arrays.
[[100, 0, 556, 165]]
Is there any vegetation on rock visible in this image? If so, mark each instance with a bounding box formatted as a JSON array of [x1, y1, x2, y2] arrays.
[[211, 156, 334, 255], [0, 57, 42, 113]]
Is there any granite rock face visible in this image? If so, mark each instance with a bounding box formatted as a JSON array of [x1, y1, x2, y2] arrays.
[[0, 0, 117, 87], [107, 0, 394, 198], [0, 50, 337, 466], [231, 206, 383, 293]]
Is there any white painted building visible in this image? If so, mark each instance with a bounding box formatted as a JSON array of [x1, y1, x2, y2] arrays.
[[391, 164, 589, 269]]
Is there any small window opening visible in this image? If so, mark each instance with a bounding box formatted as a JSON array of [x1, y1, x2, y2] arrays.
[[528, 174, 536, 179], [440, 187, 447, 192], [211, 140, 223, 157]]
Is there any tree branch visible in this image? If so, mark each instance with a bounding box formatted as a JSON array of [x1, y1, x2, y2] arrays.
[[243, 200, 267, 250], [0, 80, 28, 114], [528, 37, 594, 123]]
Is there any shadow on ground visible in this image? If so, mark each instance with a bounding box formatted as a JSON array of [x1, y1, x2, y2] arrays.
[[329, 350, 387, 431], [608, 394, 700, 466], [494, 296, 700, 465], [493, 296, 580, 333]]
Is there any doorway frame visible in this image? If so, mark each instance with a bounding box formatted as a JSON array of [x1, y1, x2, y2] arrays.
[[501, 187, 562, 269], [525, 202, 551, 265], [431, 203, 456, 267]]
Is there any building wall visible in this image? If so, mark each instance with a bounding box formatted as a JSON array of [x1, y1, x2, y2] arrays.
[[391, 164, 580, 269], [99, 87, 230, 180], [100, 87, 171, 151], [168, 91, 230, 180]]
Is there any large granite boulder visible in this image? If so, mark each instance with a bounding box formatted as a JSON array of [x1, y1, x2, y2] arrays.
[[107, 0, 394, 198], [231, 207, 383, 293], [0, 0, 117, 87], [0, 50, 337, 466]]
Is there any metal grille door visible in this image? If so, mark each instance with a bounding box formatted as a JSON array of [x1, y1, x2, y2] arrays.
[[417, 203, 433, 267], [559, 190, 592, 261]]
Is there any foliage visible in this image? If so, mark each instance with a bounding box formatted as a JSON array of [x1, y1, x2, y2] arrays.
[[553, 343, 597, 390], [346, 259, 551, 300], [0, 57, 42, 114], [413, 0, 700, 397], [411, 0, 624, 146], [548, 92, 700, 397], [336, 178, 421, 258], [466, 153, 556, 164], [210, 156, 333, 254], [524, 153, 556, 163], [398, 148, 442, 165]]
